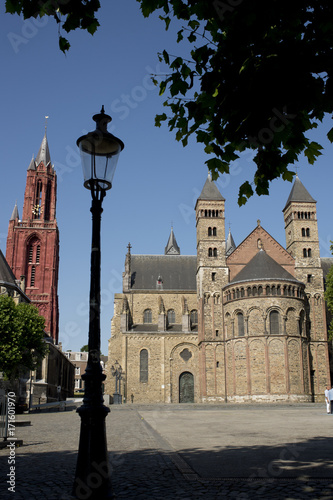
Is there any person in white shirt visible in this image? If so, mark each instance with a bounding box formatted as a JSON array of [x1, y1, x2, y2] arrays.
[[325, 386, 330, 414]]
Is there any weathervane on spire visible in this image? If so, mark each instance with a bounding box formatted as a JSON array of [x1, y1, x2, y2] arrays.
[[45, 115, 49, 133]]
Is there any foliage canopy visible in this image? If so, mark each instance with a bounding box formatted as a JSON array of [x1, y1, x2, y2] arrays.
[[6, 0, 333, 203], [0, 296, 47, 380]]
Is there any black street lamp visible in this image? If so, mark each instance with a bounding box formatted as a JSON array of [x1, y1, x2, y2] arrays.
[[72, 106, 124, 500], [111, 361, 123, 404]]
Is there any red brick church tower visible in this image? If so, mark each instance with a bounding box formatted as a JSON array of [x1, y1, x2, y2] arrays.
[[6, 130, 59, 343]]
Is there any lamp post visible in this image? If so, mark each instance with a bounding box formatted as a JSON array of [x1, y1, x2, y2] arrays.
[[111, 361, 123, 404], [72, 106, 124, 500]]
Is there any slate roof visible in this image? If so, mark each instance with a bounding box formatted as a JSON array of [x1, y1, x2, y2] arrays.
[[229, 249, 301, 284], [130, 255, 197, 290], [321, 258, 333, 280], [165, 227, 180, 255], [36, 132, 51, 166], [28, 156, 36, 171], [226, 229, 236, 256], [198, 174, 225, 201], [283, 176, 316, 210], [10, 202, 19, 221], [0, 249, 17, 285]]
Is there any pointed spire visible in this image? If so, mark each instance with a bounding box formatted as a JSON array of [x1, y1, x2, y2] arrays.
[[165, 226, 180, 255], [198, 173, 225, 201], [10, 201, 19, 221], [28, 155, 36, 171], [36, 131, 51, 167], [226, 228, 236, 256], [283, 176, 316, 210]]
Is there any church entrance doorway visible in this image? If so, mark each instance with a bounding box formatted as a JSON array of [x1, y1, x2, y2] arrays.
[[179, 372, 194, 403]]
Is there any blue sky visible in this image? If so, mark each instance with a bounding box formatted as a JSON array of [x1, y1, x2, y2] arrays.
[[0, 1, 332, 356]]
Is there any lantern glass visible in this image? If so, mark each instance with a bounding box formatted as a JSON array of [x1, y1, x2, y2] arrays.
[[77, 107, 124, 192]]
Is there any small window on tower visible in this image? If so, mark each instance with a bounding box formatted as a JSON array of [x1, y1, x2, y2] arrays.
[[36, 246, 40, 263], [30, 266, 36, 287], [212, 272, 216, 281]]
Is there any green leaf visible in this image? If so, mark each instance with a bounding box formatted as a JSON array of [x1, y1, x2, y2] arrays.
[[5, 0, 20, 14], [177, 29, 184, 43], [155, 113, 167, 127], [304, 141, 323, 164], [282, 170, 295, 182], [87, 20, 99, 36], [238, 181, 254, 206], [159, 80, 167, 96], [59, 36, 70, 54], [162, 49, 170, 65], [327, 127, 333, 143]]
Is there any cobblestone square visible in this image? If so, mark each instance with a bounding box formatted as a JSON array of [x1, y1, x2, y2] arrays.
[[1, 403, 333, 499]]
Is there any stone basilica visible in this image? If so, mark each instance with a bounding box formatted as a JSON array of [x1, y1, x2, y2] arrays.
[[106, 175, 331, 404]]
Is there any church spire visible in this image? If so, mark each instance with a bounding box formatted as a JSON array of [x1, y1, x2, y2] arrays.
[[10, 201, 19, 221], [35, 131, 51, 167], [283, 175, 316, 211], [165, 227, 180, 255], [226, 227, 236, 256]]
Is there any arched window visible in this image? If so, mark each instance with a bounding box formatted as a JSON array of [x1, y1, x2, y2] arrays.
[[208, 248, 213, 257], [190, 310, 198, 324], [213, 248, 218, 257], [270, 311, 280, 335], [143, 309, 152, 324], [266, 285, 270, 296], [34, 180, 43, 219], [44, 181, 51, 220], [140, 349, 148, 383], [213, 227, 217, 236], [306, 228, 310, 237], [303, 248, 307, 257], [301, 228, 305, 237], [208, 227, 212, 236], [167, 309, 176, 324], [258, 286, 263, 296], [299, 311, 305, 335], [308, 248, 312, 257], [237, 313, 244, 337]]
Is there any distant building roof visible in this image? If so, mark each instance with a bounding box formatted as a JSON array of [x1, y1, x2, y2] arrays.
[[229, 249, 301, 285], [283, 175, 316, 210], [226, 229, 236, 256], [165, 227, 180, 255], [321, 258, 333, 280], [0, 248, 18, 285], [130, 255, 197, 290]]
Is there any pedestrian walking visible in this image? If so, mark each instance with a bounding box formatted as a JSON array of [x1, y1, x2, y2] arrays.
[[325, 386, 330, 413], [329, 386, 333, 414]]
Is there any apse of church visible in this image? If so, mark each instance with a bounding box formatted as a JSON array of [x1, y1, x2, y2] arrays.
[[106, 175, 330, 403]]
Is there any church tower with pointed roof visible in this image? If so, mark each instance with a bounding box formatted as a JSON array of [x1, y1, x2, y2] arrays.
[[283, 175, 328, 392], [6, 130, 59, 343]]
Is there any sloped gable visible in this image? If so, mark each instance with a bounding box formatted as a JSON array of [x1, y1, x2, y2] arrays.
[[227, 223, 295, 282]]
